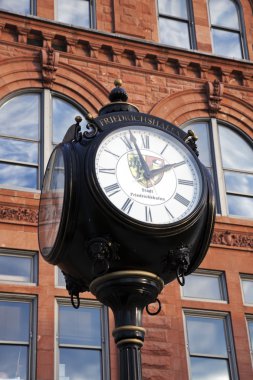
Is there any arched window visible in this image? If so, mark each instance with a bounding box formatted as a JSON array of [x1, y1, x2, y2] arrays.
[[158, 0, 196, 49], [208, 0, 248, 59], [183, 120, 253, 219], [0, 91, 87, 190]]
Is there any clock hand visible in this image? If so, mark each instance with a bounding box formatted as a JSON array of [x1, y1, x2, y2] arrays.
[[149, 161, 185, 178], [129, 130, 151, 180]]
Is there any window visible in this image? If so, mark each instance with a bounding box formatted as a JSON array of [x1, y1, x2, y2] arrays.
[[184, 311, 238, 379], [158, 0, 196, 49], [0, 91, 87, 190], [246, 317, 253, 365], [0, 0, 35, 15], [183, 120, 253, 218], [183, 270, 227, 301], [56, 268, 66, 287], [241, 275, 253, 305], [0, 296, 36, 380], [57, 300, 110, 380], [55, 0, 94, 28], [0, 249, 37, 284], [208, 0, 247, 59]]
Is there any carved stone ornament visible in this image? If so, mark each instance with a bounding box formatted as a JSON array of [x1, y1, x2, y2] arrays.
[[41, 47, 59, 89], [206, 79, 224, 117], [211, 230, 253, 249], [0, 205, 38, 224]]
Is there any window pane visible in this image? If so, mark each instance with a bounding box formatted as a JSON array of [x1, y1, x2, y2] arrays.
[[241, 279, 253, 304], [183, 273, 224, 300], [60, 348, 101, 380], [0, 345, 28, 380], [158, 0, 188, 18], [0, 94, 40, 140], [0, 163, 37, 188], [0, 301, 30, 342], [0, 138, 38, 164], [219, 125, 253, 171], [184, 123, 212, 167], [225, 172, 253, 196], [212, 29, 242, 58], [227, 195, 253, 218], [56, 0, 90, 28], [52, 97, 87, 144], [57, 269, 66, 287], [190, 357, 230, 380], [0, 0, 31, 15], [186, 316, 227, 356], [248, 320, 253, 351], [59, 305, 102, 346], [0, 254, 34, 283], [209, 0, 240, 29], [159, 18, 190, 48]]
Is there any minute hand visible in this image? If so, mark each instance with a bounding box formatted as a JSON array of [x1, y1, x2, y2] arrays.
[[129, 131, 151, 179], [149, 161, 185, 178]]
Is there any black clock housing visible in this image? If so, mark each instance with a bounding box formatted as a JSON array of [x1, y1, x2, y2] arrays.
[[38, 110, 215, 289]]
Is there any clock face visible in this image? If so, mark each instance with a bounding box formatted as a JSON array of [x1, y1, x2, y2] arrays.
[[95, 125, 203, 225], [38, 147, 65, 255]]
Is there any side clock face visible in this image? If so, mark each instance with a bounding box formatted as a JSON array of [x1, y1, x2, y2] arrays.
[[38, 147, 66, 256], [95, 125, 203, 225]]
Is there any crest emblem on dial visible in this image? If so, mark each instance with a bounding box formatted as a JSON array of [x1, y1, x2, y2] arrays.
[[128, 153, 164, 188]]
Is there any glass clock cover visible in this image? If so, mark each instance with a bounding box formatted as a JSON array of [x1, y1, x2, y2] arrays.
[[39, 147, 65, 256], [95, 125, 203, 225]]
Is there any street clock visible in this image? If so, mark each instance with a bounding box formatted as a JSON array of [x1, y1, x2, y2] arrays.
[[39, 100, 215, 290]]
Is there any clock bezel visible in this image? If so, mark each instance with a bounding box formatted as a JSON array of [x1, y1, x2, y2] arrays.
[[87, 121, 208, 234], [38, 143, 78, 263]]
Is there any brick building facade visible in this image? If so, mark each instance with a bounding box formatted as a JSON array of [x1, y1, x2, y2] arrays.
[[0, 1, 252, 379]]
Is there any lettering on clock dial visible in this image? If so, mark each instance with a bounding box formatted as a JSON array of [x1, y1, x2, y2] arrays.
[[174, 193, 190, 207], [121, 198, 134, 214], [145, 206, 152, 222], [104, 149, 120, 159], [141, 135, 150, 149], [165, 206, 174, 219], [121, 136, 133, 151], [178, 179, 194, 186], [99, 168, 116, 175], [104, 183, 120, 197]]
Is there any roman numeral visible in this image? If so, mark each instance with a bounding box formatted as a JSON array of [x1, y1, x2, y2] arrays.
[[104, 149, 120, 159], [173, 161, 186, 168], [160, 143, 168, 155], [165, 206, 174, 219], [121, 136, 133, 151], [121, 198, 134, 214], [145, 206, 152, 222], [174, 193, 190, 207], [104, 183, 120, 197], [178, 179, 194, 186], [99, 168, 116, 175], [141, 135, 150, 149]]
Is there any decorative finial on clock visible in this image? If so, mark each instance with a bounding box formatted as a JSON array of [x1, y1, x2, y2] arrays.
[[109, 79, 128, 103]]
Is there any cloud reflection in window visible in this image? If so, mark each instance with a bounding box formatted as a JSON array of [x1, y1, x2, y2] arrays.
[[0, 163, 37, 188], [159, 18, 190, 49], [0, 93, 40, 140], [56, 0, 90, 28], [0, 0, 30, 15]]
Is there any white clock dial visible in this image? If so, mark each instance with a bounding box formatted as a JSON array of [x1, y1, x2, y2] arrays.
[[95, 125, 202, 225]]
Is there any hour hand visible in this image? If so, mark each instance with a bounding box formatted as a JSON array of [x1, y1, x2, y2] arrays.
[[129, 131, 150, 179], [149, 161, 184, 178]]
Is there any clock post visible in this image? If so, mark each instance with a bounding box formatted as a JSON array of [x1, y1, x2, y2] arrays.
[[38, 80, 215, 380]]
